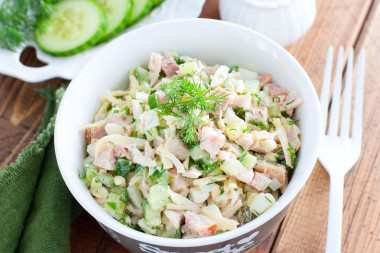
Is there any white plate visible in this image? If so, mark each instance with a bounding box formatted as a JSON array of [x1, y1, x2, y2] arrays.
[[0, 0, 205, 83]]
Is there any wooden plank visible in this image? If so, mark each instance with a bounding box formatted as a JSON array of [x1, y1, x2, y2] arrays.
[[340, 0, 380, 252], [273, 0, 379, 252]]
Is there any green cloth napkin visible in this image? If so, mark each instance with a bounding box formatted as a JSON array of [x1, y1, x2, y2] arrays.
[[0, 87, 82, 253]]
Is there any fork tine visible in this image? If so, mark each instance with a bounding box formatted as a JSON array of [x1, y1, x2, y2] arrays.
[[328, 46, 344, 136], [352, 49, 365, 145], [320, 46, 334, 134], [340, 48, 354, 137]]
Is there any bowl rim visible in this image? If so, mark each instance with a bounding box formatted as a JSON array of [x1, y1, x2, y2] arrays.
[[55, 18, 322, 248]]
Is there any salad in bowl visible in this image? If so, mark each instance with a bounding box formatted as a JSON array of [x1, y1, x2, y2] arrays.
[[82, 52, 303, 239]]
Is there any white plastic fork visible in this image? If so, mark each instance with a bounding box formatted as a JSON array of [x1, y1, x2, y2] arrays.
[[319, 46, 365, 253]]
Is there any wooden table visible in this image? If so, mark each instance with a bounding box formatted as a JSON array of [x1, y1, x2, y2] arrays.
[[1, 0, 379, 252]]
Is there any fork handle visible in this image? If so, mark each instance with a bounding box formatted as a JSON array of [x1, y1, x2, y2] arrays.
[[325, 174, 344, 253]]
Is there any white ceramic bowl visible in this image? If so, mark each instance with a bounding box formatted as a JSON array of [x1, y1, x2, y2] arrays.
[[55, 19, 322, 253]]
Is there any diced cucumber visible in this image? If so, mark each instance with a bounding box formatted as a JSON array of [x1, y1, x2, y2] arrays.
[[143, 202, 162, 227], [148, 93, 158, 109], [246, 192, 259, 207], [160, 228, 182, 238], [136, 66, 150, 83], [95, 173, 114, 188], [129, 0, 152, 25], [226, 119, 247, 141], [240, 151, 257, 170], [267, 103, 280, 117], [243, 80, 260, 93], [149, 168, 172, 185], [105, 193, 126, 220], [95, 0, 132, 42], [138, 218, 157, 235], [220, 158, 243, 176], [239, 68, 258, 81], [110, 186, 129, 204], [127, 186, 143, 209], [147, 183, 170, 211], [139, 81, 151, 93], [90, 177, 102, 189], [189, 145, 210, 161], [133, 118, 144, 137], [85, 164, 97, 187], [134, 165, 147, 176], [145, 127, 159, 141], [127, 175, 143, 208], [249, 193, 276, 216], [179, 62, 198, 75], [35, 0, 107, 56]]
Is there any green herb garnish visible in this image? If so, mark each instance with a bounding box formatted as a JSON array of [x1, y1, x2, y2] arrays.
[[196, 159, 219, 176], [150, 168, 166, 179], [106, 202, 117, 210], [281, 111, 289, 117], [287, 144, 296, 167], [125, 107, 130, 115], [235, 206, 244, 216], [286, 100, 295, 105], [113, 158, 133, 177], [0, 0, 57, 50], [207, 179, 216, 185], [229, 66, 239, 73], [249, 120, 269, 130], [233, 106, 249, 120], [254, 94, 262, 106], [242, 127, 250, 133], [264, 196, 273, 204], [157, 77, 227, 145], [174, 56, 186, 65]]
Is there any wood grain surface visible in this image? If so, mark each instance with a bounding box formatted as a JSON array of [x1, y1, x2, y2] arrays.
[[0, 0, 379, 252]]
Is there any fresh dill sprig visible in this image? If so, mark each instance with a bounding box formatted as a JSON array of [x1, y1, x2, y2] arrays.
[[157, 77, 228, 145], [0, 0, 57, 50]]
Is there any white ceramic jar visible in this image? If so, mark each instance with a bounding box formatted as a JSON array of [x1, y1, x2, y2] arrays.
[[219, 0, 316, 47]]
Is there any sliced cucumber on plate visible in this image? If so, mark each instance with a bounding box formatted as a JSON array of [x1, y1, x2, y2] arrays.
[[95, 0, 132, 42], [35, 0, 107, 56], [152, 0, 165, 7], [129, 0, 153, 25]]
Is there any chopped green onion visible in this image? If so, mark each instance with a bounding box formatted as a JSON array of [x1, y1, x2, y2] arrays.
[[148, 93, 158, 109], [229, 66, 239, 73], [113, 158, 133, 177], [286, 100, 295, 105], [249, 120, 269, 131], [242, 127, 250, 133]]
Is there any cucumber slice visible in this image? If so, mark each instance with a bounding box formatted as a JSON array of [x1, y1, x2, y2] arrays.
[[95, 0, 132, 42], [147, 183, 170, 211], [152, 0, 165, 7], [35, 0, 107, 56], [189, 145, 210, 161], [160, 228, 182, 238], [105, 193, 126, 220], [143, 202, 162, 227], [240, 151, 257, 170], [129, 0, 152, 25], [136, 66, 150, 83]]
